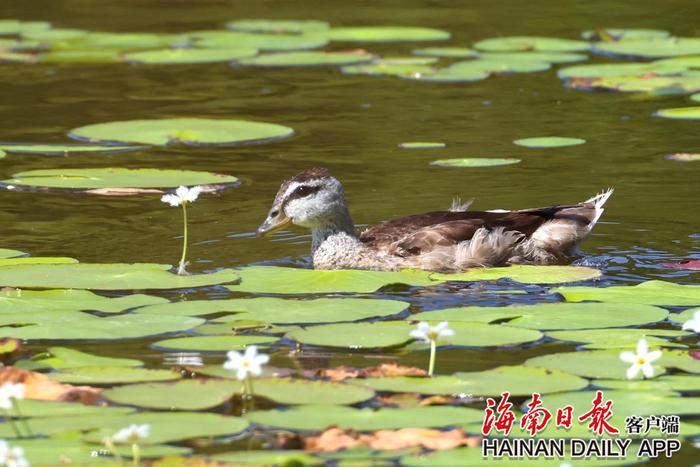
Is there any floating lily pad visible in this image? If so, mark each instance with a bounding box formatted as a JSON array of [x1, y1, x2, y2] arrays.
[[0, 263, 239, 290], [544, 390, 700, 417], [0, 257, 77, 266], [227, 266, 435, 294], [669, 307, 700, 325], [3, 168, 238, 191], [430, 158, 521, 168], [407, 67, 489, 83], [0, 248, 24, 258], [233, 378, 374, 405], [594, 38, 700, 58], [40, 50, 120, 63], [474, 36, 590, 52], [58, 32, 187, 50], [51, 366, 181, 384], [480, 51, 588, 64], [412, 47, 477, 58], [526, 350, 666, 380], [237, 50, 375, 67], [104, 379, 235, 410], [570, 73, 700, 95], [69, 118, 294, 146], [558, 62, 686, 79], [513, 136, 586, 148], [138, 297, 408, 324], [552, 280, 700, 305], [0, 150, 5, 158], [21, 28, 88, 42], [341, 61, 434, 77], [125, 47, 257, 64], [16, 399, 134, 418], [14, 439, 189, 464], [246, 405, 482, 431], [450, 58, 551, 74], [36, 346, 143, 369], [287, 322, 413, 349], [546, 328, 689, 349], [225, 19, 330, 33], [0, 310, 203, 340], [213, 451, 321, 466], [0, 143, 148, 155], [594, 375, 700, 392], [193, 30, 327, 51], [324, 26, 450, 43], [398, 142, 446, 149], [426, 322, 543, 347], [654, 106, 700, 120], [692, 93, 700, 102], [666, 153, 700, 162], [151, 335, 277, 351], [0, 20, 50, 36], [435, 265, 601, 284], [0, 288, 167, 314], [413, 303, 667, 331], [582, 28, 671, 41]]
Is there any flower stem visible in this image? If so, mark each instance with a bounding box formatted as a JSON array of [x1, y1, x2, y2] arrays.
[[244, 377, 256, 412], [12, 401, 32, 437], [103, 438, 122, 464], [428, 339, 437, 377], [177, 203, 188, 275], [131, 443, 140, 466], [2, 408, 22, 438]]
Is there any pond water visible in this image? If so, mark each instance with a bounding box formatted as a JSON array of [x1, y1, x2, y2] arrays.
[[1, 0, 700, 465]]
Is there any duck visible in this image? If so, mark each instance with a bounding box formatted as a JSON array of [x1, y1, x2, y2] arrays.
[[256, 167, 613, 272]]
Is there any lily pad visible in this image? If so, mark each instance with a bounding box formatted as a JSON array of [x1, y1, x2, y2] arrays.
[[104, 379, 235, 410], [594, 375, 700, 392], [0, 257, 77, 266], [692, 93, 700, 102], [0, 143, 148, 155], [398, 142, 446, 149], [125, 47, 257, 64], [225, 19, 330, 33], [342, 61, 434, 77], [151, 335, 277, 351], [552, 280, 700, 306], [424, 322, 543, 347], [69, 118, 294, 146], [666, 153, 700, 162], [192, 30, 327, 51], [287, 322, 413, 349], [473, 36, 590, 52], [0, 263, 239, 290], [0, 288, 167, 314], [16, 399, 134, 418], [3, 168, 238, 191], [51, 366, 181, 384], [435, 265, 601, 284], [234, 378, 375, 405], [0, 249, 24, 258], [58, 32, 187, 50], [407, 67, 489, 83], [36, 346, 144, 369], [480, 51, 588, 64], [137, 297, 408, 324], [412, 47, 477, 58], [449, 58, 551, 74], [246, 405, 482, 431], [14, 439, 189, 464], [21, 28, 88, 42], [227, 266, 435, 294], [324, 26, 450, 43], [430, 158, 521, 168], [594, 38, 700, 58], [525, 350, 666, 380], [213, 451, 321, 466], [544, 390, 700, 417], [237, 50, 375, 67], [513, 136, 586, 148], [582, 28, 671, 41], [0, 150, 5, 158], [669, 307, 700, 325], [546, 328, 689, 349], [412, 303, 668, 331], [0, 310, 203, 340], [40, 50, 120, 63], [654, 106, 700, 120], [557, 62, 687, 79]]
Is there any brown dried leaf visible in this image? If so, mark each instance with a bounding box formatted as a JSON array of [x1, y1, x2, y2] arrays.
[[304, 427, 363, 452], [311, 363, 427, 382], [0, 366, 102, 404], [304, 427, 480, 452]]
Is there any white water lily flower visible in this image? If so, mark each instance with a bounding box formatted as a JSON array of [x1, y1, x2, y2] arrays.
[[160, 185, 203, 207], [0, 440, 29, 467], [0, 383, 25, 410], [409, 321, 455, 343], [681, 310, 700, 333], [224, 345, 270, 380], [619, 338, 662, 379], [112, 424, 150, 444]]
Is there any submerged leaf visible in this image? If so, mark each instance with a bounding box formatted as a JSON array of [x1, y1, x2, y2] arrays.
[[513, 136, 586, 148], [430, 158, 520, 168]]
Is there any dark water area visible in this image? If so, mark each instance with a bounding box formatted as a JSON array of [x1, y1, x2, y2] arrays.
[[1, 0, 700, 464]]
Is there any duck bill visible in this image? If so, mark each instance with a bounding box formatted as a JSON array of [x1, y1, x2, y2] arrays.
[[256, 214, 292, 238]]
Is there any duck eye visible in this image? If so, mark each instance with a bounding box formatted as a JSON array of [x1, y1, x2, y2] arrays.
[[294, 185, 312, 197]]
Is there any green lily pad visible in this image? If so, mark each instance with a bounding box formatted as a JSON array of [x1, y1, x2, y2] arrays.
[[435, 265, 601, 284], [69, 118, 294, 146], [558, 62, 687, 79], [125, 47, 257, 64], [398, 142, 446, 149], [104, 379, 235, 410], [36, 346, 144, 369], [40, 50, 121, 63], [0, 257, 77, 266], [430, 158, 521, 168], [246, 405, 482, 431], [151, 335, 277, 351], [666, 153, 700, 162], [474, 36, 590, 52], [138, 297, 408, 324], [480, 51, 588, 64], [14, 439, 189, 464], [0, 248, 24, 258], [3, 168, 238, 191], [449, 58, 551, 74], [225, 19, 330, 33], [546, 328, 689, 349], [192, 30, 327, 51], [0, 310, 203, 340], [0, 20, 50, 36], [525, 350, 666, 380], [0, 143, 148, 155], [237, 50, 375, 67], [513, 136, 586, 148], [412, 303, 667, 331], [654, 106, 700, 120], [234, 378, 375, 405], [692, 92, 700, 102], [566, 73, 700, 95], [552, 280, 700, 306], [413, 47, 477, 58], [427, 322, 543, 347], [582, 28, 671, 41], [341, 61, 434, 77], [287, 322, 413, 349], [21, 28, 88, 42], [594, 374, 700, 392], [213, 451, 321, 466], [355, 366, 586, 396], [15, 399, 134, 418], [0, 263, 239, 290], [594, 38, 700, 58], [544, 390, 700, 417], [0, 288, 167, 314], [50, 366, 180, 384], [227, 266, 435, 294], [669, 307, 700, 325], [58, 32, 187, 50], [407, 66, 490, 83], [0, 150, 5, 158], [324, 26, 450, 43]]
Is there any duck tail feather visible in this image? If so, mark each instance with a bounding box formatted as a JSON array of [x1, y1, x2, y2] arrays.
[[449, 197, 474, 212], [584, 188, 614, 225]]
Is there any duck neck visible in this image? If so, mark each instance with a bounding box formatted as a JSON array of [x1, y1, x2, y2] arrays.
[[310, 207, 358, 254]]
